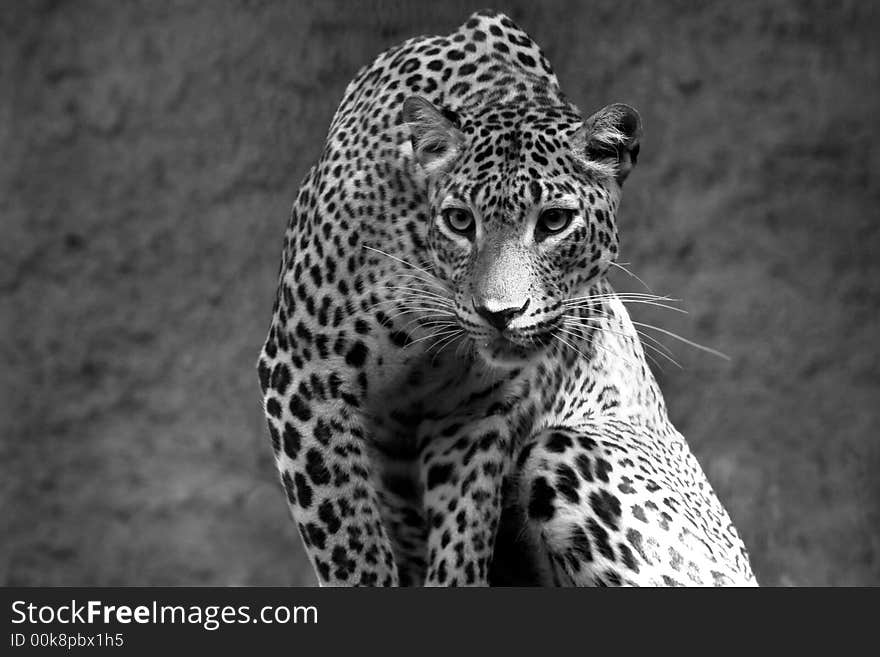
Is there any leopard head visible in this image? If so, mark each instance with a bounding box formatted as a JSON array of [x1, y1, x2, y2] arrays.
[[404, 95, 641, 368]]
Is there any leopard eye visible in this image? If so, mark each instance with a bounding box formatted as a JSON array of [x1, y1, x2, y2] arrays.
[[537, 208, 575, 237], [442, 208, 475, 237]]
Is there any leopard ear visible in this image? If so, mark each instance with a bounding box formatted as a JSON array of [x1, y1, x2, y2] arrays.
[[579, 103, 642, 184], [402, 95, 465, 176]]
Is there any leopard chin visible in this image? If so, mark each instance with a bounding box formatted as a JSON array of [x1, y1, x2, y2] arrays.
[[474, 335, 547, 369]]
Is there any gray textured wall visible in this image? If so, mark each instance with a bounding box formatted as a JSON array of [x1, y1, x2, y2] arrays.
[[1, 0, 878, 586]]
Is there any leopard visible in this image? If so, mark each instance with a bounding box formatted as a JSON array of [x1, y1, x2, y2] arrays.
[[257, 10, 757, 586]]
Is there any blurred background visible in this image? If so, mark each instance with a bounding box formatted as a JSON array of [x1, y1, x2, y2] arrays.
[[1, 0, 878, 586]]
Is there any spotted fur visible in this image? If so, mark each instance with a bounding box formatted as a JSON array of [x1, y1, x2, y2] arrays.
[[258, 10, 757, 587]]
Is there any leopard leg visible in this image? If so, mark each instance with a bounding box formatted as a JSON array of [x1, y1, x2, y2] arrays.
[[516, 421, 753, 586], [418, 416, 512, 586], [258, 348, 399, 587], [373, 458, 428, 586], [514, 423, 649, 587]]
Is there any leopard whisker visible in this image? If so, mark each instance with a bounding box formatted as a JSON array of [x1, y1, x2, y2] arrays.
[[428, 329, 465, 362], [363, 244, 435, 278], [365, 296, 436, 312], [405, 318, 458, 332], [562, 314, 674, 353], [608, 261, 655, 293], [566, 299, 688, 315], [563, 318, 644, 367], [383, 306, 457, 322], [366, 294, 453, 312], [365, 246, 451, 294], [631, 321, 730, 361], [568, 304, 725, 362], [556, 326, 640, 368], [561, 316, 634, 341], [551, 333, 592, 363], [387, 271, 451, 294], [564, 292, 677, 303], [405, 326, 462, 348], [562, 319, 680, 370], [564, 311, 683, 365], [385, 286, 455, 306], [433, 330, 464, 356], [370, 295, 454, 313], [397, 315, 457, 335]]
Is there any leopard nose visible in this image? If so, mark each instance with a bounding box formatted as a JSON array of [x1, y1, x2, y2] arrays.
[[472, 298, 530, 331]]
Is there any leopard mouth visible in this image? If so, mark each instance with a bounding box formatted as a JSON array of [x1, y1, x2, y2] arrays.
[[475, 332, 550, 368]]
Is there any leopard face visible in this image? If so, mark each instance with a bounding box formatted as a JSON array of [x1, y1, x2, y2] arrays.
[[405, 97, 641, 368]]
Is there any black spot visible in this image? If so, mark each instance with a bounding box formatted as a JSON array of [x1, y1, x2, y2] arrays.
[[318, 499, 342, 533], [516, 441, 536, 469], [711, 570, 729, 586], [626, 528, 649, 563], [528, 476, 556, 521], [595, 457, 613, 483], [555, 464, 580, 504], [265, 397, 281, 418], [545, 431, 572, 453], [574, 454, 594, 482], [604, 570, 622, 586], [400, 57, 420, 74], [388, 330, 411, 348], [577, 435, 597, 451], [289, 394, 312, 421], [270, 363, 292, 395], [517, 52, 536, 67], [631, 504, 648, 523], [305, 523, 326, 550], [294, 472, 313, 509], [315, 559, 330, 580], [282, 422, 302, 460], [331, 546, 355, 580], [589, 489, 622, 531], [570, 526, 593, 562], [528, 180, 541, 204], [305, 448, 331, 486], [618, 478, 636, 495], [345, 341, 369, 368], [587, 518, 615, 560], [313, 418, 332, 445], [258, 360, 271, 394], [268, 423, 280, 453], [281, 471, 296, 504], [617, 542, 639, 573], [426, 463, 454, 489]]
